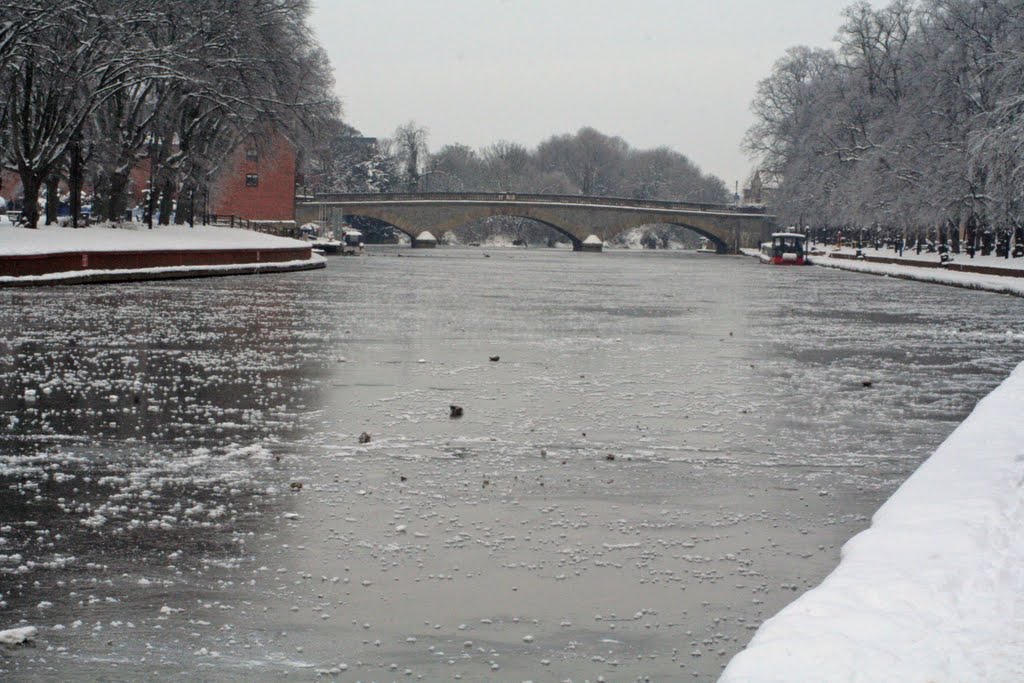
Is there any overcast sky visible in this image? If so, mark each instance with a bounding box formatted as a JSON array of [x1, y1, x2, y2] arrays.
[[311, 0, 878, 189]]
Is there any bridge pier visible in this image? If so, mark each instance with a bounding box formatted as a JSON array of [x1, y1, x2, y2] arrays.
[[411, 231, 437, 249], [573, 235, 604, 252]]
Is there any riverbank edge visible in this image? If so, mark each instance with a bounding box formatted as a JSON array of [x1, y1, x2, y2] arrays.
[[719, 359, 1024, 682], [738, 248, 1024, 297], [813, 255, 1024, 297], [0, 254, 325, 288]]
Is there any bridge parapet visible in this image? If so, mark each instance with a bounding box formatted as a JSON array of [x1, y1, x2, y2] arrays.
[[308, 192, 767, 216]]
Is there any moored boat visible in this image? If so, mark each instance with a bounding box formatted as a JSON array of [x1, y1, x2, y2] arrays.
[[341, 229, 364, 255], [299, 223, 343, 254], [760, 231, 809, 265]]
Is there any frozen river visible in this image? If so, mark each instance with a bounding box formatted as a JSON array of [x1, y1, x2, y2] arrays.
[[2, 248, 1023, 681]]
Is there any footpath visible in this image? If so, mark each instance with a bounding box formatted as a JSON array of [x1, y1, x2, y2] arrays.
[[720, 360, 1024, 682], [0, 218, 324, 287]]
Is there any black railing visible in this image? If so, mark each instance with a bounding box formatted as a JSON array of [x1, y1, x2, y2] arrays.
[[304, 192, 767, 215], [207, 214, 298, 237]]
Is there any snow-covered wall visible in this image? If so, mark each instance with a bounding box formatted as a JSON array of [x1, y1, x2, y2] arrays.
[[720, 360, 1024, 683], [0, 224, 308, 256]]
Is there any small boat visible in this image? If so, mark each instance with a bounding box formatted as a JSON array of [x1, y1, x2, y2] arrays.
[[311, 235, 343, 254], [299, 223, 343, 254], [760, 231, 809, 265], [341, 228, 364, 255]]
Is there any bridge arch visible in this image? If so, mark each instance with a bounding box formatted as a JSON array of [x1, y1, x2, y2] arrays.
[[656, 221, 729, 253], [323, 204, 587, 247], [438, 211, 582, 247], [608, 220, 730, 253], [319, 206, 420, 241]]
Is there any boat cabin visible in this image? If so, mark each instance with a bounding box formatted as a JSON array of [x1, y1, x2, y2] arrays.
[[761, 231, 807, 265], [342, 229, 364, 255]]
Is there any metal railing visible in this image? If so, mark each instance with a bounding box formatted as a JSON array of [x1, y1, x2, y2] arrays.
[[206, 214, 298, 237]]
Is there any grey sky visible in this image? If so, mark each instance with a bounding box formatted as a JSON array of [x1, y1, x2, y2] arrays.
[[311, 0, 876, 189]]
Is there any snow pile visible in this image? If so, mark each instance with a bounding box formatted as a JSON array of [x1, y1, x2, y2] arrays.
[[582, 234, 603, 245], [0, 625, 37, 645], [415, 231, 436, 242], [0, 223, 308, 256], [720, 360, 1024, 683]]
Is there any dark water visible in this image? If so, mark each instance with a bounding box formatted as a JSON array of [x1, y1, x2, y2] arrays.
[[1, 248, 1022, 681]]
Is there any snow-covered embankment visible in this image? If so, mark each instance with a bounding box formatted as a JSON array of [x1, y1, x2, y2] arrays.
[[720, 360, 1024, 682], [815, 256, 1024, 297]]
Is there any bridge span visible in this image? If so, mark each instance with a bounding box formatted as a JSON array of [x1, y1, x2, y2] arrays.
[[296, 193, 775, 253]]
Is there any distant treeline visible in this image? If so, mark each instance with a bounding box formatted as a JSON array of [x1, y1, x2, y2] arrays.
[[748, 0, 1024, 246], [309, 123, 731, 203]]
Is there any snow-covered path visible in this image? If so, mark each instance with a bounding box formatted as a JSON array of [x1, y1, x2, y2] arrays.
[[721, 360, 1024, 683]]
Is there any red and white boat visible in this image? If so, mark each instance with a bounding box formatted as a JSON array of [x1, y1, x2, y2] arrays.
[[759, 231, 809, 265]]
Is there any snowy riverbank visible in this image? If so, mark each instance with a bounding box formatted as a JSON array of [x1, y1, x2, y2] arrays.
[[814, 254, 1024, 297], [720, 360, 1024, 682], [740, 245, 1024, 297], [0, 220, 309, 255], [0, 219, 323, 285]]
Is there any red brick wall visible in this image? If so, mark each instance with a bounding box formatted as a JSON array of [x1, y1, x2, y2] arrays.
[[210, 134, 296, 221], [129, 159, 152, 206], [1, 169, 22, 203]]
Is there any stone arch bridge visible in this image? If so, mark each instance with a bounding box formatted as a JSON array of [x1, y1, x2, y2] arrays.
[[296, 193, 775, 253]]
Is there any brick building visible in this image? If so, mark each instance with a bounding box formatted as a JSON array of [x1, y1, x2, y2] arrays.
[[0, 168, 22, 206], [209, 134, 297, 222]]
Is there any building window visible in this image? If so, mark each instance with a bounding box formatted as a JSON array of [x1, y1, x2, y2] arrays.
[[245, 148, 259, 162], [245, 174, 259, 187]]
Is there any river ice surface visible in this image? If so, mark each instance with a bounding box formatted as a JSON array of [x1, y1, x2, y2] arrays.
[[1, 248, 1022, 681]]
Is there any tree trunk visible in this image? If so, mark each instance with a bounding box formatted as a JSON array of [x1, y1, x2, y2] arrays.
[[176, 183, 193, 225], [105, 171, 130, 223], [69, 139, 83, 228], [45, 175, 59, 225], [19, 169, 42, 229], [158, 179, 174, 225]]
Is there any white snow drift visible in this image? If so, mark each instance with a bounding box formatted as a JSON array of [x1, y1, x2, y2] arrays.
[[720, 360, 1024, 682]]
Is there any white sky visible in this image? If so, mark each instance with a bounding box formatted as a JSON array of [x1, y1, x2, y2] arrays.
[[311, 0, 879, 189]]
